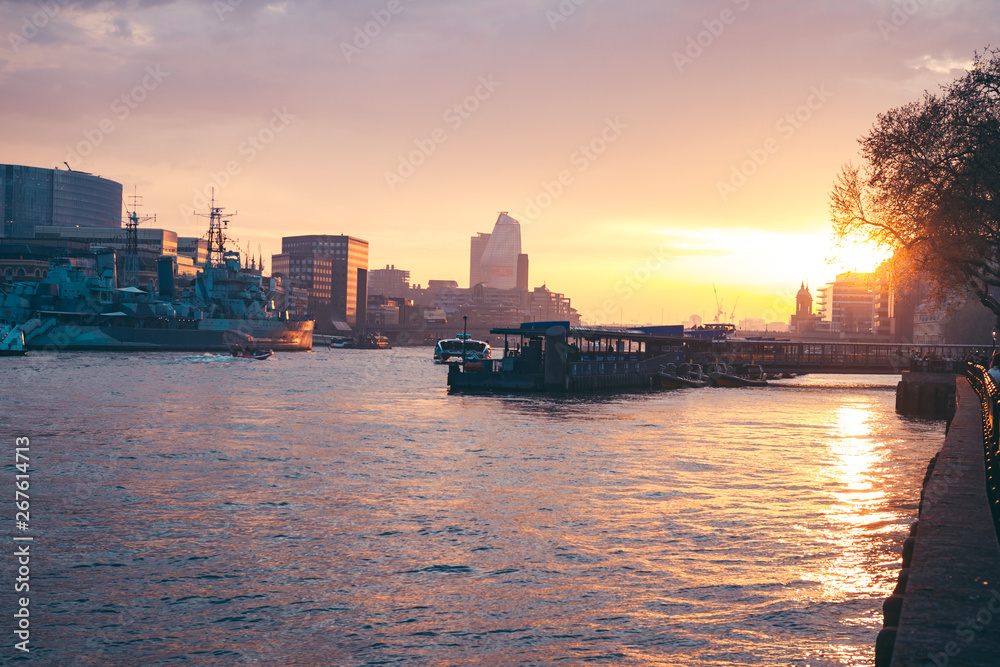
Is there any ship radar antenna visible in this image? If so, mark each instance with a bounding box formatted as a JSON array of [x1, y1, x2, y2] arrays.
[[122, 187, 156, 288], [195, 188, 236, 267]]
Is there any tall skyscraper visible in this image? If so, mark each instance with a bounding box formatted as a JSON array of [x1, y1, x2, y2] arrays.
[[477, 212, 522, 290], [469, 232, 491, 287]]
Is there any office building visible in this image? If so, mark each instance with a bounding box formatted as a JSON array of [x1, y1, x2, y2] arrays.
[[472, 213, 526, 290], [369, 264, 410, 298], [273, 234, 369, 331], [34, 226, 178, 256], [178, 237, 209, 265], [1, 164, 122, 237], [469, 232, 490, 287], [817, 272, 875, 335]]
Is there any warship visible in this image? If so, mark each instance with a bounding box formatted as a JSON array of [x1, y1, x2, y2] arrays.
[[0, 200, 313, 352]]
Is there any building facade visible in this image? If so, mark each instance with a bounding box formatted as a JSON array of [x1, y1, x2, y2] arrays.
[[469, 232, 490, 287], [178, 237, 209, 265], [369, 264, 410, 298], [1, 164, 123, 238], [273, 234, 369, 332], [473, 213, 527, 290], [34, 226, 178, 256], [816, 272, 876, 335]]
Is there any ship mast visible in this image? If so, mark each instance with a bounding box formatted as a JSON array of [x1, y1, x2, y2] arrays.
[[198, 189, 236, 267], [123, 189, 155, 288]]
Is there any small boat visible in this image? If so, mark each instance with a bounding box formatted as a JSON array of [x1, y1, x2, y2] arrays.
[[329, 336, 356, 349], [709, 363, 768, 387], [434, 333, 490, 364], [356, 332, 391, 350], [230, 344, 273, 360], [657, 362, 709, 389]]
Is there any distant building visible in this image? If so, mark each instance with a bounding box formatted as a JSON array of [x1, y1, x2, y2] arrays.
[[739, 317, 766, 331], [178, 237, 209, 265], [525, 284, 580, 325], [473, 213, 527, 290], [273, 234, 369, 332], [817, 272, 875, 335], [34, 226, 178, 256], [369, 264, 410, 298], [1, 164, 122, 238], [469, 232, 490, 287], [788, 281, 823, 334], [516, 253, 529, 291]]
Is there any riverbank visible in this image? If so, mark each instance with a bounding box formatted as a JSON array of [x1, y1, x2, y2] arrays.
[[880, 377, 1000, 666]]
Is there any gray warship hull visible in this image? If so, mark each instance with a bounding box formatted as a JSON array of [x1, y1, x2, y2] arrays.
[[24, 317, 313, 352]]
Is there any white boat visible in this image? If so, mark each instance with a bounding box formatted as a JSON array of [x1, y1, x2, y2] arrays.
[[434, 333, 490, 364]]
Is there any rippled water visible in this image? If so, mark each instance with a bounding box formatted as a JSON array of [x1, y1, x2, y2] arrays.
[[1, 348, 943, 666]]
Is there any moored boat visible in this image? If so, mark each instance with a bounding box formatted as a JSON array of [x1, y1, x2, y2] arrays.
[[709, 363, 769, 387], [657, 362, 709, 389], [1, 198, 314, 352], [356, 332, 391, 349], [434, 333, 490, 363]]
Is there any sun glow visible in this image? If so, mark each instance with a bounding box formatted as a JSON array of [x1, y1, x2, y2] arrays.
[[826, 235, 892, 277]]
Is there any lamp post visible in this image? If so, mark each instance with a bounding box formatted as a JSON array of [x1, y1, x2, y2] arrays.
[[462, 315, 468, 366]]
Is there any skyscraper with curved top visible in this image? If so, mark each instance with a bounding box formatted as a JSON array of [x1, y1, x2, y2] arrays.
[[477, 212, 521, 290]]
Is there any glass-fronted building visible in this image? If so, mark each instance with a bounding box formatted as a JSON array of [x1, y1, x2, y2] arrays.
[[0, 164, 123, 238], [476, 213, 523, 290]]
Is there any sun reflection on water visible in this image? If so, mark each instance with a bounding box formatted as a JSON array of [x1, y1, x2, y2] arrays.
[[800, 400, 897, 667]]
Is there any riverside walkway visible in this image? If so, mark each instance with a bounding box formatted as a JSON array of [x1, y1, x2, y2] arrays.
[[882, 372, 1000, 666]]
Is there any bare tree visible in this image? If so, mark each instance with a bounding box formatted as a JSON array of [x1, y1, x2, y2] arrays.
[[831, 48, 1000, 325]]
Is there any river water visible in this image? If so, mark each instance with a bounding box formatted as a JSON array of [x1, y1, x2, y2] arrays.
[[1, 348, 942, 666]]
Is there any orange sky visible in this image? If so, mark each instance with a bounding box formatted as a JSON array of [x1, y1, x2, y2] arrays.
[[0, 1, 991, 325]]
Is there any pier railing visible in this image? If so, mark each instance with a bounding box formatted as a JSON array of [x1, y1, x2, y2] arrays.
[[964, 363, 1000, 544]]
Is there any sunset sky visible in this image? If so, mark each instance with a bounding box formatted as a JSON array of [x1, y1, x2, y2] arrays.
[[1, 0, 994, 325]]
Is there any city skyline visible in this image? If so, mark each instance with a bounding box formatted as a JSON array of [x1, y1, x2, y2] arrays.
[[1, 1, 994, 324]]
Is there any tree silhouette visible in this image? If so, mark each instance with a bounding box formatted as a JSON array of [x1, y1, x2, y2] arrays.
[[831, 48, 1000, 325]]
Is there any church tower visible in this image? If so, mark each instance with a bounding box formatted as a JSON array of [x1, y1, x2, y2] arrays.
[[796, 281, 812, 316]]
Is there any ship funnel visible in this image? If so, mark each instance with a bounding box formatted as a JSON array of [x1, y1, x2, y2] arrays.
[[157, 256, 176, 299]]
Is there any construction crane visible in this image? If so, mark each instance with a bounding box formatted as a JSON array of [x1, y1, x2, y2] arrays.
[[713, 284, 724, 323], [728, 296, 740, 324]]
